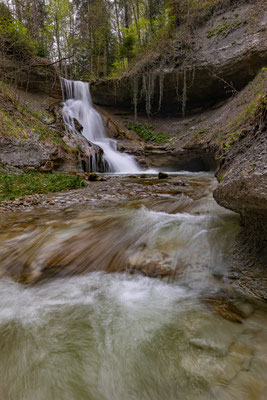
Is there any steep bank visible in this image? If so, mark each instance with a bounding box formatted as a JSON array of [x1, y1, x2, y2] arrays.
[[91, 0, 267, 115], [0, 50, 107, 180]]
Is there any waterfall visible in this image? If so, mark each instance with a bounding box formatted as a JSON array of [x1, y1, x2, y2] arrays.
[[61, 78, 141, 173]]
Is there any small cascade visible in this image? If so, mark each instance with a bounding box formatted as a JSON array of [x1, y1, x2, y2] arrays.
[[61, 78, 141, 173]]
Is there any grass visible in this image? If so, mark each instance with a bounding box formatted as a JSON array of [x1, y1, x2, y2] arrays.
[[207, 20, 243, 38], [127, 123, 168, 144], [0, 172, 85, 201], [0, 81, 66, 146], [193, 129, 206, 137]]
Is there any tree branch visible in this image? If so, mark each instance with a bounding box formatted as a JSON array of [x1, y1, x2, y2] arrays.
[[32, 55, 74, 68]]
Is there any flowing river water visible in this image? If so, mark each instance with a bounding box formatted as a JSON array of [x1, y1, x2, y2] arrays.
[[0, 172, 267, 400]]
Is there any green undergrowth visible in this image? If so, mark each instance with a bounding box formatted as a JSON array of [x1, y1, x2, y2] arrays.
[[207, 20, 243, 38], [0, 172, 85, 201], [178, 69, 267, 162], [215, 70, 267, 159], [224, 72, 266, 135], [0, 82, 65, 146], [127, 123, 168, 144], [0, 3, 37, 57]]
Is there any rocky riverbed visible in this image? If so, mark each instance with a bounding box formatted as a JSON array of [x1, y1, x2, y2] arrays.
[[0, 172, 267, 400], [0, 172, 266, 304]]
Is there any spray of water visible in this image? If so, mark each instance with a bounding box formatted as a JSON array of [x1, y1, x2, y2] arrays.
[[61, 78, 141, 173]]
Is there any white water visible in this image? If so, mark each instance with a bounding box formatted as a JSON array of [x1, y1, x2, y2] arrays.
[[1, 174, 267, 399], [61, 78, 141, 173]]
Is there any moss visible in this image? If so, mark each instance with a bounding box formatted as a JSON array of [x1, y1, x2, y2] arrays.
[[0, 172, 85, 201], [0, 81, 66, 146], [193, 129, 206, 137], [207, 20, 243, 38], [209, 70, 267, 156], [127, 123, 168, 144]]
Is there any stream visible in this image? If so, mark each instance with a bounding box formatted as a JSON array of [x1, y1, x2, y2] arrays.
[[0, 80, 266, 399], [0, 172, 267, 400]]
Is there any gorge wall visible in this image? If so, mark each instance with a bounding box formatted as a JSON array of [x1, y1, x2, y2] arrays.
[[91, 0, 267, 115]]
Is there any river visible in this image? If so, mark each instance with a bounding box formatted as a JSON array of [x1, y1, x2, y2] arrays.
[[0, 172, 267, 400]]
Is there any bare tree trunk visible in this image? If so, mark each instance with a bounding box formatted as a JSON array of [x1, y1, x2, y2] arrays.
[[130, 0, 141, 44], [124, 2, 132, 29], [103, 46, 107, 77], [14, 0, 22, 22], [55, 13, 63, 75], [114, 0, 122, 44]]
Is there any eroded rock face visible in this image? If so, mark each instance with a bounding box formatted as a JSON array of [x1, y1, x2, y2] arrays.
[[213, 100, 267, 300], [0, 55, 61, 99], [91, 2, 267, 114], [0, 134, 68, 170], [62, 130, 104, 172], [143, 143, 218, 171], [214, 100, 267, 215]]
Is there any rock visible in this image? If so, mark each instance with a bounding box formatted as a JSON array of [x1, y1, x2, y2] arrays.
[[140, 174, 147, 179], [91, 3, 267, 114], [87, 173, 98, 181], [213, 97, 267, 300], [39, 160, 54, 172], [24, 167, 37, 172], [62, 131, 105, 173], [74, 118, 83, 132], [203, 293, 246, 323], [1, 54, 61, 99], [42, 116, 56, 125], [158, 172, 168, 179], [129, 262, 175, 279]]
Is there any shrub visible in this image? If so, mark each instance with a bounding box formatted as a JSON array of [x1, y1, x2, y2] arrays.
[[128, 123, 168, 144]]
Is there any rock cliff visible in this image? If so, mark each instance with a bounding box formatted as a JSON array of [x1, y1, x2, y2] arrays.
[[91, 1, 267, 115]]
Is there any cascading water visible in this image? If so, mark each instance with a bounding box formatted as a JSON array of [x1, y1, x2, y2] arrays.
[[61, 78, 141, 173], [1, 173, 267, 399]]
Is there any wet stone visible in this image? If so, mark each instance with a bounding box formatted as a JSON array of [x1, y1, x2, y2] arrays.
[[158, 172, 169, 179], [203, 294, 246, 323], [39, 160, 54, 172], [87, 173, 98, 181]]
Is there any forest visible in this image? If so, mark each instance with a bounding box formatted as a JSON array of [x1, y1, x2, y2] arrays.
[[1, 0, 204, 80]]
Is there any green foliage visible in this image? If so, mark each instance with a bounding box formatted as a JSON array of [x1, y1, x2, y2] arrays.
[[0, 172, 85, 201], [119, 33, 136, 59], [218, 138, 235, 160], [193, 129, 206, 137], [128, 123, 167, 144], [0, 13, 36, 55], [109, 60, 127, 78], [0, 102, 64, 146], [180, 0, 219, 15], [110, 6, 175, 78], [207, 20, 243, 38], [36, 41, 50, 58]]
